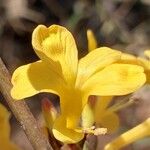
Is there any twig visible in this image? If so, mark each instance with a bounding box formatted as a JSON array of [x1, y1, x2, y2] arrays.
[[0, 58, 53, 150]]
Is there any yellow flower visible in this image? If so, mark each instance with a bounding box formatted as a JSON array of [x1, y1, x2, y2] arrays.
[[87, 29, 150, 84], [11, 25, 146, 143], [104, 118, 150, 150], [86, 30, 150, 133], [86, 31, 150, 149], [0, 103, 19, 150], [86, 30, 120, 133]]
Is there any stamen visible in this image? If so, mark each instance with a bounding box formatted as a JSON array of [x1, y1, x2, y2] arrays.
[[75, 126, 107, 135], [94, 128, 107, 136]]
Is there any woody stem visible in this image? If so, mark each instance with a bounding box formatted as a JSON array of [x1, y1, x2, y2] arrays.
[[0, 58, 53, 150]]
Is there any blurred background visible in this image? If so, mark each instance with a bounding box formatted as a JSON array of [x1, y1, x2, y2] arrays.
[[0, 0, 150, 149]]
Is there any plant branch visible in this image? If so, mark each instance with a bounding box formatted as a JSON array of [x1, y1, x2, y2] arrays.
[[0, 58, 53, 150]]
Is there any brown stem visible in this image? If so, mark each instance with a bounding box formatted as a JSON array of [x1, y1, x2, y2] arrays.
[[0, 58, 53, 150]]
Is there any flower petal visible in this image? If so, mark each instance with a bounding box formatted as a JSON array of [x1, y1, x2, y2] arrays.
[[118, 53, 150, 83], [76, 47, 121, 87], [137, 58, 150, 83], [32, 25, 78, 84], [97, 111, 120, 133], [94, 96, 113, 126], [119, 53, 139, 64], [0, 103, 19, 150], [144, 50, 150, 58], [81, 104, 94, 128], [87, 29, 97, 52], [52, 116, 84, 144], [11, 61, 65, 99], [82, 64, 146, 96], [94, 96, 113, 113], [52, 90, 87, 143], [94, 97, 119, 133], [59, 89, 85, 129]]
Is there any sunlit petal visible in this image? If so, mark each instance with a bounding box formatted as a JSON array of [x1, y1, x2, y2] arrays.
[[119, 53, 139, 64], [82, 64, 146, 96], [118, 53, 150, 83], [32, 25, 78, 84], [82, 103, 94, 128], [11, 61, 64, 99], [76, 47, 121, 87]]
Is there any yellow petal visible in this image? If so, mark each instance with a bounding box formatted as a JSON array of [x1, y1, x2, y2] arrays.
[[32, 25, 78, 84], [94, 96, 112, 125], [82, 64, 146, 96], [87, 29, 97, 52], [119, 53, 139, 65], [138, 57, 150, 70], [52, 89, 87, 143], [52, 116, 84, 144], [145, 70, 150, 83], [97, 111, 119, 133], [94, 97, 119, 133], [94, 96, 113, 113], [81, 103, 94, 128], [119, 53, 150, 71], [94, 96, 113, 124], [76, 47, 121, 87], [104, 118, 150, 150], [0, 103, 19, 150], [118, 53, 150, 84], [137, 58, 150, 83], [144, 50, 150, 58], [11, 61, 64, 99], [59, 89, 86, 129]]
